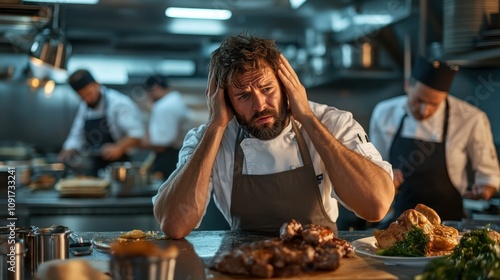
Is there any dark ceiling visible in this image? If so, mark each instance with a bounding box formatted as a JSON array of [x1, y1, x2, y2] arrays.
[[0, 0, 455, 85]]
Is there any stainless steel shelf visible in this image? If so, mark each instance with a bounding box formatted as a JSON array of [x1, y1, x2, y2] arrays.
[[445, 48, 500, 67]]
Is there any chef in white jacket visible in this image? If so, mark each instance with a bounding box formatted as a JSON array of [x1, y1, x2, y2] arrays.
[[370, 56, 500, 224], [153, 33, 394, 239], [142, 74, 188, 179], [58, 69, 145, 176]]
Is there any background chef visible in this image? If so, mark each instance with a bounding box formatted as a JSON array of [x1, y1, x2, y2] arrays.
[[58, 69, 145, 176], [142, 74, 189, 180], [370, 56, 500, 224]]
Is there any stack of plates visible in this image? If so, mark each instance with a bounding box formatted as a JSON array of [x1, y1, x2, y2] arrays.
[[55, 177, 110, 198], [443, 0, 499, 54]]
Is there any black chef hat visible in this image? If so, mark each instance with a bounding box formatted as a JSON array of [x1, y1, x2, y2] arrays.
[[143, 74, 169, 91], [411, 56, 459, 92], [68, 69, 96, 91]]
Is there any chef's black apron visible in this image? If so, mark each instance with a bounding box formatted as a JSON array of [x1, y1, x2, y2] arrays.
[[151, 147, 180, 179], [83, 93, 129, 176], [230, 119, 337, 233], [388, 99, 464, 222]]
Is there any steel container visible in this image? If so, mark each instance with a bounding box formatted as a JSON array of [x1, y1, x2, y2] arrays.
[[37, 225, 72, 264]]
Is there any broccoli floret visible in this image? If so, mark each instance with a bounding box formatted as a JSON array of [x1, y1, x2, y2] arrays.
[[376, 225, 430, 257]]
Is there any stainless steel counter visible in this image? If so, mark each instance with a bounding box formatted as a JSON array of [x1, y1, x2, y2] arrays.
[[76, 230, 424, 280], [16, 188, 160, 231]]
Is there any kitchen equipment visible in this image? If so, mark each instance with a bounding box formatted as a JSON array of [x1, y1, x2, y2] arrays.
[[37, 225, 72, 264], [55, 177, 110, 198], [0, 238, 25, 280], [16, 226, 39, 277], [0, 226, 39, 277], [332, 42, 379, 70], [0, 161, 32, 188], [109, 243, 178, 280], [106, 161, 150, 197], [0, 142, 34, 161]]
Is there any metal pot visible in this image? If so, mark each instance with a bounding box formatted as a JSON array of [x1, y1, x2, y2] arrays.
[[0, 226, 38, 277], [37, 225, 72, 264], [0, 238, 25, 280], [110, 254, 176, 280], [106, 162, 150, 196]]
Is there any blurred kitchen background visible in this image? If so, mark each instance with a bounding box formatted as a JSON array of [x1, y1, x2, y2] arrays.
[[0, 0, 499, 231]]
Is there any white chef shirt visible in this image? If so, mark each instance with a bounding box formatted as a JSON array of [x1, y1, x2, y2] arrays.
[[62, 86, 145, 151], [369, 95, 500, 194], [149, 91, 188, 149], [153, 101, 393, 226]]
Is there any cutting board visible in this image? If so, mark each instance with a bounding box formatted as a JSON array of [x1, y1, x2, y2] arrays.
[[205, 254, 397, 279]]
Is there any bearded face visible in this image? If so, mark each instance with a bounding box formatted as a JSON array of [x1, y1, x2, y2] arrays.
[[235, 91, 289, 140]]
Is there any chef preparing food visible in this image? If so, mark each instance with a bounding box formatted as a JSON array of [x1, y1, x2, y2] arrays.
[[153, 32, 394, 239], [370, 56, 500, 225], [57, 69, 145, 177], [141, 74, 189, 180]]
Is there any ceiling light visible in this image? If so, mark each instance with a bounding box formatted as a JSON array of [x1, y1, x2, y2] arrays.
[[29, 4, 71, 83], [165, 7, 232, 20], [289, 0, 307, 9], [169, 19, 226, 35], [30, 28, 71, 70], [22, 0, 99, 4]]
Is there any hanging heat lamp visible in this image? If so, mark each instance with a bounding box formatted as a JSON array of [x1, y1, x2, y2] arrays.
[[29, 4, 71, 84]]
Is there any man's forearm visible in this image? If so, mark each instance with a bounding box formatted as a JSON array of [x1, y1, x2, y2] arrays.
[[115, 137, 141, 154], [300, 116, 394, 221], [153, 124, 226, 238]]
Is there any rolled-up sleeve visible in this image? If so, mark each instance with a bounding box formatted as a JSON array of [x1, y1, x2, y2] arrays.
[[315, 104, 393, 206], [111, 99, 145, 140], [467, 113, 500, 190]]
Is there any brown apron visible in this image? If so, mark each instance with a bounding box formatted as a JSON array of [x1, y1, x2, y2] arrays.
[[230, 119, 337, 233]]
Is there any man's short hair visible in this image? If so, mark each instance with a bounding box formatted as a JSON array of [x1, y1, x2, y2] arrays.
[[68, 69, 96, 91], [209, 32, 282, 90], [143, 74, 169, 91]]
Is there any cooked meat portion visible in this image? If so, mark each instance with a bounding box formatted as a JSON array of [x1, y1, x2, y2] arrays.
[[373, 221, 408, 249], [374, 204, 460, 256], [414, 203, 441, 225], [397, 209, 434, 235], [373, 209, 433, 249], [487, 230, 500, 244], [279, 219, 302, 241], [429, 224, 459, 251], [213, 220, 351, 278], [302, 224, 334, 244]]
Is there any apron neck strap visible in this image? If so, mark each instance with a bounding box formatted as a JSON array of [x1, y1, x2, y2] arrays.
[[396, 97, 450, 141], [233, 117, 313, 175]]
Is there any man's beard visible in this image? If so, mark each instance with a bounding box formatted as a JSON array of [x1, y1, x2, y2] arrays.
[[236, 102, 289, 140]]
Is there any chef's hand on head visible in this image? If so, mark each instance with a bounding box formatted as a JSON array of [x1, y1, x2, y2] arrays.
[[101, 143, 124, 161], [278, 54, 312, 123], [206, 68, 233, 128]]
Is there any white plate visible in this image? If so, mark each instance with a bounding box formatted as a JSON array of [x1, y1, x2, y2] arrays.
[[351, 236, 445, 266], [91, 231, 167, 253]]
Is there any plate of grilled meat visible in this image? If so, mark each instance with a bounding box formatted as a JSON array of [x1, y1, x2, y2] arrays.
[[352, 204, 460, 266]]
